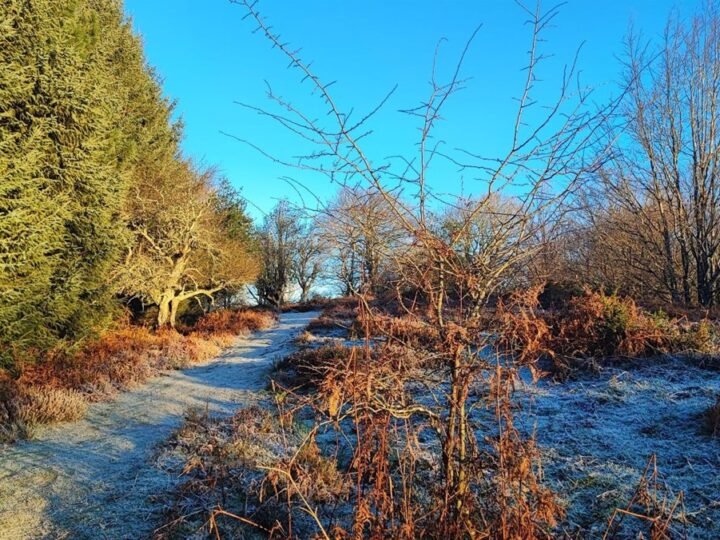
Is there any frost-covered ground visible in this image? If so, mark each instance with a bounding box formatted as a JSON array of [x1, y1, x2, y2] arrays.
[[0, 311, 318, 540], [303, 323, 720, 537], [516, 358, 720, 537]]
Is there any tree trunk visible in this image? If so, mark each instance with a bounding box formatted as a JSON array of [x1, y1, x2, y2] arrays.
[[157, 294, 172, 327], [169, 297, 180, 328], [299, 284, 309, 303], [697, 256, 713, 307], [660, 221, 680, 304]]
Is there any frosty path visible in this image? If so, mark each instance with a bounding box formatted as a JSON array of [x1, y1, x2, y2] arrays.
[[0, 311, 318, 540]]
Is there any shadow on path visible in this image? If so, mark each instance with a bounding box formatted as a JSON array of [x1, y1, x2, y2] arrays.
[[0, 311, 318, 540]]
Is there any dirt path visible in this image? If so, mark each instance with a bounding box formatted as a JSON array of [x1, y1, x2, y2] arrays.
[[0, 311, 318, 540]]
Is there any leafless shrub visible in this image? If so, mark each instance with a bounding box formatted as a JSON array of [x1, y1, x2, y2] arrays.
[[221, 0, 627, 536]]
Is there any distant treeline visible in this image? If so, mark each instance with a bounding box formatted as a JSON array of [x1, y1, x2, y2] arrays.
[[0, 0, 257, 366]]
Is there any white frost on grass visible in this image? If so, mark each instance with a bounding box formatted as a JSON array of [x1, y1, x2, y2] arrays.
[[516, 357, 720, 537], [296, 327, 720, 537], [0, 311, 319, 540]]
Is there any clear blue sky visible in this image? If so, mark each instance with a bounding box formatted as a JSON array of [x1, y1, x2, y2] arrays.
[[123, 0, 698, 221]]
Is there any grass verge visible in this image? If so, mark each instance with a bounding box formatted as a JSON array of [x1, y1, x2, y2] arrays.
[[0, 309, 275, 442]]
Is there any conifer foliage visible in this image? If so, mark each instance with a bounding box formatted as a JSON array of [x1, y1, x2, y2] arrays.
[[0, 0, 256, 365]]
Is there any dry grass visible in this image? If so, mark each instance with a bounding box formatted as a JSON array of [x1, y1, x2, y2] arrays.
[[191, 308, 276, 336], [306, 315, 346, 333], [305, 298, 358, 335], [185, 309, 563, 538], [0, 308, 276, 440], [318, 296, 357, 317], [154, 295, 572, 539], [553, 290, 672, 358], [293, 330, 314, 345], [155, 337, 431, 539], [154, 403, 349, 539], [281, 296, 342, 313], [679, 319, 717, 354], [604, 454, 686, 539], [368, 313, 441, 349], [272, 345, 356, 390], [17, 387, 88, 427], [493, 285, 553, 373], [152, 291, 717, 538], [17, 328, 220, 398]]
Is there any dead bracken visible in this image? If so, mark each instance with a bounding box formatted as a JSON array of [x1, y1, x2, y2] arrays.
[[0, 309, 275, 441]]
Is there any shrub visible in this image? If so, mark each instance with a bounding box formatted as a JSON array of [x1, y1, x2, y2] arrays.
[[538, 280, 584, 309], [323, 297, 358, 319], [367, 313, 441, 349], [0, 375, 22, 441], [268, 437, 348, 503], [281, 296, 333, 312], [17, 387, 88, 427], [493, 285, 553, 370], [491, 286, 718, 374], [553, 290, 672, 358], [553, 290, 719, 359], [294, 331, 314, 345], [306, 315, 347, 333], [681, 320, 717, 353], [272, 345, 355, 389], [192, 308, 275, 336]]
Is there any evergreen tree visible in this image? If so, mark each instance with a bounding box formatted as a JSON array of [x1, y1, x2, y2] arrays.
[[0, 0, 178, 364]]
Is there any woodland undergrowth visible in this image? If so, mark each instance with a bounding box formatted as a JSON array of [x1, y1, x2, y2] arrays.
[[154, 289, 716, 539]]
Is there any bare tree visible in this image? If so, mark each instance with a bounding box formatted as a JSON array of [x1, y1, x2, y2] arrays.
[[319, 187, 407, 296], [292, 214, 325, 302], [333, 241, 362, 296], [435, 194, 528, 308], [593, 6, 720, 306], [255, 200, 300, 309], [232, 0, 619, 535], [117, 161, 258, 327]]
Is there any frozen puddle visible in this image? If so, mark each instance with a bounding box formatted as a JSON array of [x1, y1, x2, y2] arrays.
[[0, 311, 318, 540], [517, 357, 720, 537]]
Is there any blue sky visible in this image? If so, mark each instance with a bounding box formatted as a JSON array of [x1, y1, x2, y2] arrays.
[[124, 0, 698, 221]]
